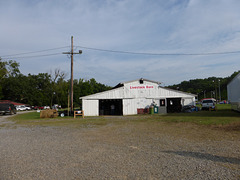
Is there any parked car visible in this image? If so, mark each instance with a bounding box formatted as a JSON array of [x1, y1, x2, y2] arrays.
[[16, 105, 27, 111], [25, 106, 31, 110], [182, 105, 199, 113], [58, 110, 68, 117], [201, 98, 216, 110], [53, 104, 62, 109], [32, 106, 39, 110], [0, 103, 17, 115], [44, 106, 50, 109]]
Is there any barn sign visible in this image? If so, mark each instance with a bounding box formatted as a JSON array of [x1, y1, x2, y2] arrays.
[[129, 85, 154, 89]]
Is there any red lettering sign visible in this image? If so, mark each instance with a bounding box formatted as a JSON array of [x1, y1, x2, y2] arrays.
[[130, 85, 154, 89], [130, 86, 145, 89]]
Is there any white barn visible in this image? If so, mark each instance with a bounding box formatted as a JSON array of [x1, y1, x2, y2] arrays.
[[80, 78, 196, 116], [227, 72, 240, 112]]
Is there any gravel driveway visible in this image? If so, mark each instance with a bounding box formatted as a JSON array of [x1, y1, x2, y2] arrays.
[[0, 115, 239, 179]]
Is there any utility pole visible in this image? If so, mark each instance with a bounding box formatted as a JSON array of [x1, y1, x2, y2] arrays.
[[63, 36, 82, 112], [212, 80, 217, 100], [219, 79, 221, 102]]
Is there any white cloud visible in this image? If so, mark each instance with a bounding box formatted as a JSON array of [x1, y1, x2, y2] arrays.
[[0, 0, 240, 86]]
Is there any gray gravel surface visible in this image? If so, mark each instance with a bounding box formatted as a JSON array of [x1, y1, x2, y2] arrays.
[[0, 115, 239, 179]]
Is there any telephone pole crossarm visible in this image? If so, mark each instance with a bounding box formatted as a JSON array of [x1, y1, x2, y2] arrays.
[[62, 50, 82, 55]]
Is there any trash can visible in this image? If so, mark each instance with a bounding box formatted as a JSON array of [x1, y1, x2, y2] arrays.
[[154, 106, 159, 114], [149, 106, 154, 114], [137, 108, 144, 114]]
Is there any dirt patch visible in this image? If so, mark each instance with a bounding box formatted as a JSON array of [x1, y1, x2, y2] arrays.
[[211, 121, 240, 132]]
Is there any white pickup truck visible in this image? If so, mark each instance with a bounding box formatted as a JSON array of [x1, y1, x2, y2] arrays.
[[201, 98, 216, 110], [16, 105, 27, 111]]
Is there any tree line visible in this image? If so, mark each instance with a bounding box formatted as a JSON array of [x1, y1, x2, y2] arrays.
[[167, 71, 240, 101], [1, 58, 239, 106], [0, 59, 111, 108]]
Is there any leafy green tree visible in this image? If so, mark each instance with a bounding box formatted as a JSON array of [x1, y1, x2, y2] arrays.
[[0, 58, 20, 98], [26, 73, 52, 106], [2, 74, 25, 102], [48, 69, 67, 107], [2, 73, 52, 106], [53, 74, 69, 108], [72, 78, 112, 108], [168, 71, 240, 101]]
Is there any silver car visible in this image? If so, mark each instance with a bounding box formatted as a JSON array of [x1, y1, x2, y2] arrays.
[[201, 99, 216, 110]]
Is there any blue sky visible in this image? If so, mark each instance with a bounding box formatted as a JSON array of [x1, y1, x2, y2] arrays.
[[0, 0, 240, 86]]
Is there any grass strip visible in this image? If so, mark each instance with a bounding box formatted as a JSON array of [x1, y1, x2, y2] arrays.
[[8, 105, 240, 128]]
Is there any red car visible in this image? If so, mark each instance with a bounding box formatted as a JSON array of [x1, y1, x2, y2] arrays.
[[33, 106, 44, 110]]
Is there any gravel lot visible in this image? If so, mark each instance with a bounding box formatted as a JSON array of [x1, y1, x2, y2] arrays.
[[0, 114, 239, 179]]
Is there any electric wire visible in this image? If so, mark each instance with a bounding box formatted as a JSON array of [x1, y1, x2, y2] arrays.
[[1, 45, 240, 61], [76, 45, 240, 56], [0, 46, 70, 58], [1, 53, 62, 60]]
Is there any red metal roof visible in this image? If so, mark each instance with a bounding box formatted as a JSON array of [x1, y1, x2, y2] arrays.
[[0, 100, 25, 105]]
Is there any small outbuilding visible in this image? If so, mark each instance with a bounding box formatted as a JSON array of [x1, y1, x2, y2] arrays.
[[80, 78, 196, 116], [227, 72, 240, 112]]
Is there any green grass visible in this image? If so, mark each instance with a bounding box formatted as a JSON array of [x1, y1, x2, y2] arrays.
[[216, 104, 231, 110], [10, 111, 109, 127], [8, 104, 240, 128], [161, 104, 239, 125], [14, 112, 41, 120]]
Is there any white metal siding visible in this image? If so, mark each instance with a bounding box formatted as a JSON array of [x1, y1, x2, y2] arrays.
[[123, 98, 154, 115], [81, 81, 195, 100], [182, 97, 195, 106], [158, 87, 194, 98], [82, 87, 124, 99], [227, 73, 240, 111], [124, 81, 159, 98], [82, 99, 99, 116], [228, 73, 240, 103], [123, 99, 137, 115]]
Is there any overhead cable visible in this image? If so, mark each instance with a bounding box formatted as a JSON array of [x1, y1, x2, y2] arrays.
[[1, 46, 70, 58], [1, 45, 240, 60], [76, 45, 240, 56], [1, 53, 62, 60]]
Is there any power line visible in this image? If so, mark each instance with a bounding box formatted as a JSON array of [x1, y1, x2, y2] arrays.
[[1, 53, 62, 60], [0, 46, 70, 58], [76, 45, 240, 56], [1, 45, 240, 61]]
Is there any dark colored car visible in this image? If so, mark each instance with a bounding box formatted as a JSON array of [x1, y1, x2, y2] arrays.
[[0, 103, 17, 115]]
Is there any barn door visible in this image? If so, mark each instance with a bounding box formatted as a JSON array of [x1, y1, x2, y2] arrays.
[[166, 98, 182, 113], [99, 99, 123, 115]]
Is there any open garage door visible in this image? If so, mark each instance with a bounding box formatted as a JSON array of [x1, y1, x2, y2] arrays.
[[167, 98, 182, 113], [99, 99, 123, 115]]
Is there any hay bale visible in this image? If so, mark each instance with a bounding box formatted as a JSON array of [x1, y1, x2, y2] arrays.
[[40, 110, 47, 118], [40, 109, 58, 118]]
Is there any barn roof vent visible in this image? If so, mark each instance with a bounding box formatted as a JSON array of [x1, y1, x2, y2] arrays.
[[139, 78, 144, 84]]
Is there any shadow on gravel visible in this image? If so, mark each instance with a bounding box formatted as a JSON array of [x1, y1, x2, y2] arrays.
[[162, 151, 240, 165]]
